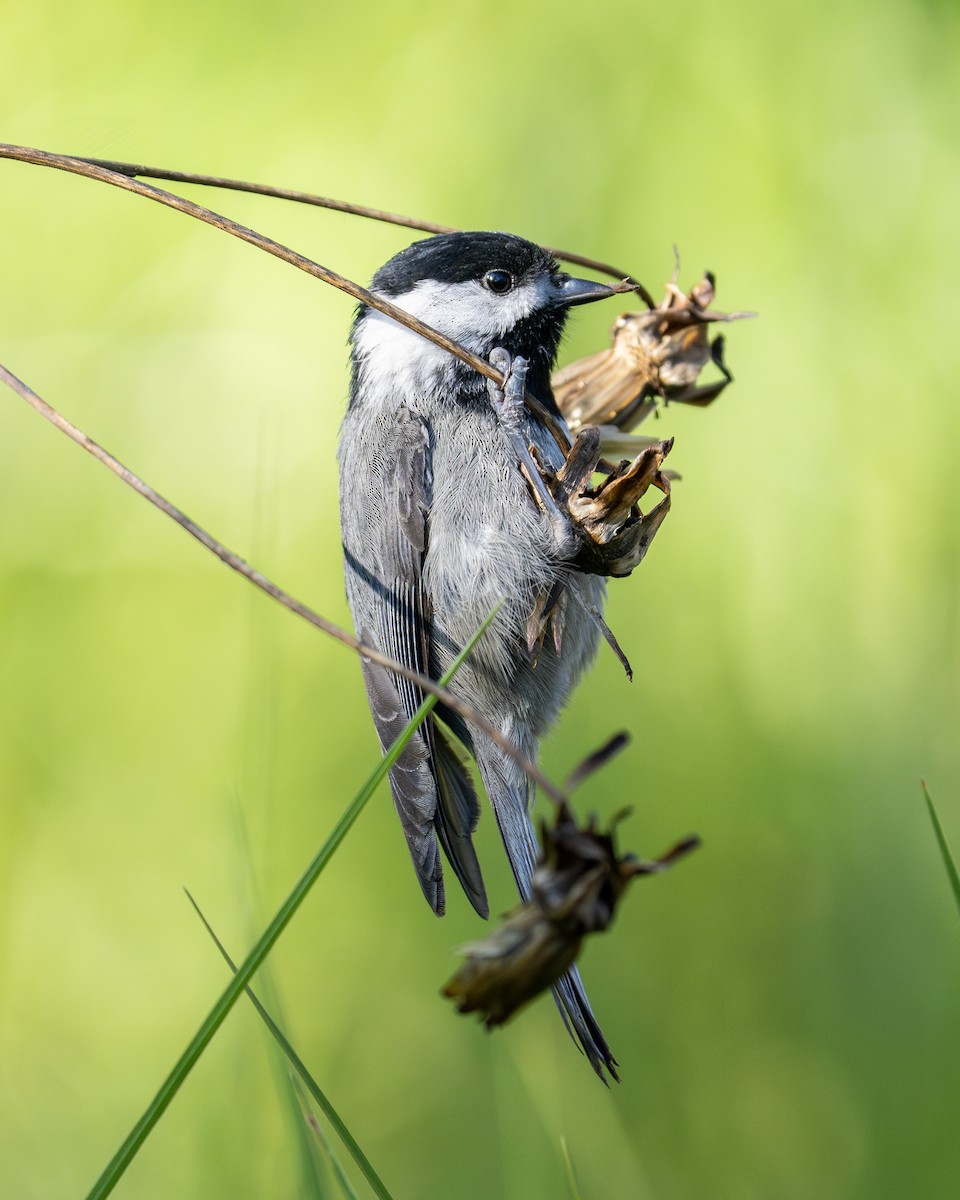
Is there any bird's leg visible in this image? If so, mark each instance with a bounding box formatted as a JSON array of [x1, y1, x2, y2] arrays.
[[488, 348, 674, 580], [487, 348, 579, 560]]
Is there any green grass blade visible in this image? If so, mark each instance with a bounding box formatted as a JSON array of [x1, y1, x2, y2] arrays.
[[185, 889, 387, 1200], [230, 810, 331, 1199], [922, 780, 960, 918], [289, 1073, 363, 1200], [84, 604, 500, 1200], [560, 1136, 584, 1200]]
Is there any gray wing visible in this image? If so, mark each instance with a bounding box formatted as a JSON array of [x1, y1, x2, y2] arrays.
[[341, 404, 488, 918]]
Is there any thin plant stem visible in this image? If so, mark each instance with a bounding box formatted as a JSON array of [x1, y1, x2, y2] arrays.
[[922, 780, 960, 919], [84, 604, 500, 1200], [0, 144, 641, 449], [290, 1073, 362, 1200], [228, 811, 330, 1198], [74, 153, 658, 308], [0, 360, 564, 804], [185, 891, 383, 1200], [560, 1136, 585, 1200]]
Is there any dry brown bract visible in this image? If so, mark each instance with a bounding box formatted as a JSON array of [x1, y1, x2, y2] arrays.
[[552, 270, 752, 454], [520, 269, 751, 604], [442, 801, 699, 1029], [521, 428, 673, 669], [552, 426, 673, 579]]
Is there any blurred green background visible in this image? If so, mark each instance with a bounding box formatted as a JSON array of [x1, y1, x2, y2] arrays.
[[1, 1, 958, 1197]]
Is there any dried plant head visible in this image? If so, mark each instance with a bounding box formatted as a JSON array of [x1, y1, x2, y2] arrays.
[[552, 263, 754, 458], [442, 799, 699, 1031]]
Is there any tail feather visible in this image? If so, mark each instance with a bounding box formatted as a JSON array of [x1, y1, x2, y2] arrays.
[[552, 964, 619, 1084], [475, 742, 619, 1083], [433, 726, 489, 918]]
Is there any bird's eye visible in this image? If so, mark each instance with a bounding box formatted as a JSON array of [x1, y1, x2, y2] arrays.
[[483, 270, 513, 294]]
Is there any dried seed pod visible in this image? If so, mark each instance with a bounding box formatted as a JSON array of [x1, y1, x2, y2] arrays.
[[516, 268, 752, 587], [538, 425, 674, 579], [442, 801, 699, 1030], [552, 269, 752, 439]]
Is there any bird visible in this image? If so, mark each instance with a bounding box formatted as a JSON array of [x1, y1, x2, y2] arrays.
[[338, 230, 620, 1079]]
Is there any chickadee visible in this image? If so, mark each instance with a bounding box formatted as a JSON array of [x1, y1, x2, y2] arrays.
[[339, 231, 620, 1079]]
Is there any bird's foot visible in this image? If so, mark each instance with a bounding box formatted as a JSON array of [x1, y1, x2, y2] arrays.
[[487, 347, 528, 439], [487, 348, 579, 560], [487, 349, 673, 580], [553, 428, 674, 577]]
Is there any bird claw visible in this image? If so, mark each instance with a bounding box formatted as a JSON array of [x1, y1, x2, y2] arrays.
[[487, 349, 674, 579], [487, 346, 526, 434], [487, 349, 579, 560]]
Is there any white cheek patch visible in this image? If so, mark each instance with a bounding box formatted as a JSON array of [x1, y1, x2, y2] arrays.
[[352, 276, 553, 398], [352, 302, 460, 398], [395, 277, 547, 341]]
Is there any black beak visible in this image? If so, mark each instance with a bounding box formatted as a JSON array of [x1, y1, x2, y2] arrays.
[[551, 275, 617, 308]]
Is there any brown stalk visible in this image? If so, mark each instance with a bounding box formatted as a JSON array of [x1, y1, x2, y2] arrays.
[[0, 145, 637, 455], [76, 154, 658, 308], [0, 360, 566, 804]]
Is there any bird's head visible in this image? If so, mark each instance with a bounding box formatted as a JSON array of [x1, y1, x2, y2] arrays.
[[351, 231, 615, 400]]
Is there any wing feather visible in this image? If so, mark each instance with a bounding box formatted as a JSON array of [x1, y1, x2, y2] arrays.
[[345, 405, 487, 916]]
